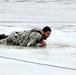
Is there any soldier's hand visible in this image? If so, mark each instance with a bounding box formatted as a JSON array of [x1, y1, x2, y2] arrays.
[[40, 40, 46, 47]]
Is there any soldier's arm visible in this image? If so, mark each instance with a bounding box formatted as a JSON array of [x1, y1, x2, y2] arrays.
[[40, 40, 46, 47], [27, 33, 42, 47]]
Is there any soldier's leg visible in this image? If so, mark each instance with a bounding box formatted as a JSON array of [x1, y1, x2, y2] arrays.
[[0, 34, 8, 40]]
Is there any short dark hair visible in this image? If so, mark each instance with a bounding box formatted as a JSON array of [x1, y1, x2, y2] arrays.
[[42, 26, 51, 32]]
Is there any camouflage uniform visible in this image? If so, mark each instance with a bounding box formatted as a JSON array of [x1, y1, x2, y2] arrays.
[[0, 29, 43, 47]]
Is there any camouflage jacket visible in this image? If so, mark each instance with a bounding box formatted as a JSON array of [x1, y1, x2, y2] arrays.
[[0, 29, 43, 47]]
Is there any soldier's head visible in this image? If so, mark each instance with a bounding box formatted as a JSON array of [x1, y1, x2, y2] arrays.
[[42, 26, 51, 40]]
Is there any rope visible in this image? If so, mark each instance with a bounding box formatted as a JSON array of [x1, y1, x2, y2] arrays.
[[0, 55, 76, 71]]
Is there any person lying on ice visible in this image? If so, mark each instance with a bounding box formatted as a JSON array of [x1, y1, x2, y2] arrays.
[[0, 26, 51, 47]]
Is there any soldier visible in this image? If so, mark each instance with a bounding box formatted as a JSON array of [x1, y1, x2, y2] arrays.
[[0, 26, 51, 47]]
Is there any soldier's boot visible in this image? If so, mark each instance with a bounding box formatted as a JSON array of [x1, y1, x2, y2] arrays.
[[0, 34, 8, 40]]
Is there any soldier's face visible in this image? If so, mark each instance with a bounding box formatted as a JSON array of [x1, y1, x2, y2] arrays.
[[43, 31, 51, 39]]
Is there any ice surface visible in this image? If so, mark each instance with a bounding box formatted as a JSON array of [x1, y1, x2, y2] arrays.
[[0, 1, 76, 75]]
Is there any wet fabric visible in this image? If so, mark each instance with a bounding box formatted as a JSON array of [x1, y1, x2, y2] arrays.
[[0, 29, 43, 47]]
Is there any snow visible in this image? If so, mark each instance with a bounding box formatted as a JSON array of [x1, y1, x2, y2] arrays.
[[0, 0, 76, 75]]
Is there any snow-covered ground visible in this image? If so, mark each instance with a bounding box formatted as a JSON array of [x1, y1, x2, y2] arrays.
[[0, 0, 76, 75]]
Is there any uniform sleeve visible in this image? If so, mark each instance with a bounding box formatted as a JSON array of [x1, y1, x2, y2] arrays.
[[27, 33, 42, 47], [36, 43, 42, 47]]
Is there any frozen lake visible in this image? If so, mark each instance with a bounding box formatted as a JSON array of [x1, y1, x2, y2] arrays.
[[0, 0, 76, 75]]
